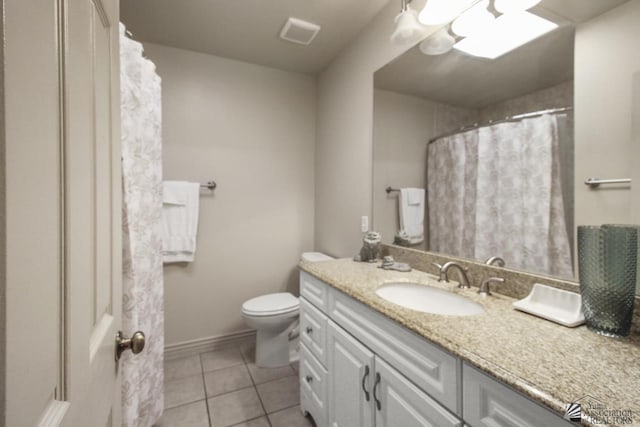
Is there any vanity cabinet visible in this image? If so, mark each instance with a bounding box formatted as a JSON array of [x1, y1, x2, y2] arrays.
[[462, 364, 573, 427], [327, 320, 461, 427], [299, 271, 571, 427]]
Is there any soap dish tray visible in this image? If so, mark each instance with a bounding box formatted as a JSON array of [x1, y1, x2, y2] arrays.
[[512, 283, 585, 327]]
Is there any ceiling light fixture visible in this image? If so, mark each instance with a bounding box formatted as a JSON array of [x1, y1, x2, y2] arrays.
[[494, 0, 541, 14], [391, 0, 424, 44], [418, 0, 476, 26], [453, 10, 557, 59], [419, 27, 455, 55], [451, 0, 495, 37]]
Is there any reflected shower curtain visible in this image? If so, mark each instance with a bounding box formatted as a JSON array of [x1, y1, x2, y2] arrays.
[[474, 115, 573, 278], [120, 24, 164, 427], [428, 114, 573, 278], [427, 130, 478, 259]]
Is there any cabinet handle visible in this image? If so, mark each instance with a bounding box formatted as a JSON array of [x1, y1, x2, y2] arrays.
[[305, 375, 313, 383], [306, 327, 313, 334], [373, 372, 381, 410], [361, 365, 370, 401]]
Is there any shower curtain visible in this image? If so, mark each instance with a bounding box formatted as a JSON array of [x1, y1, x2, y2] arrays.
[[427, 130, 478, 260], [120, 24, 164, 427], [428, 114, 573, 278]]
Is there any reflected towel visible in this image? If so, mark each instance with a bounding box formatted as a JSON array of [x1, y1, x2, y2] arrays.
[[162, 181, 200, 263], [399, 188, 425, 245]]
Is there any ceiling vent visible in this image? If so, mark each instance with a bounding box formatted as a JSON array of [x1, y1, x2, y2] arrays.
[[279, 17, 321, 46]]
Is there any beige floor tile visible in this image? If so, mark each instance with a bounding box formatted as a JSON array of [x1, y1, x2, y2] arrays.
[[164, 355, 202, 382], [229, 416, 270, 427], [164, 375, 206, 409], [239, 342, 255, 363], [204, 364, 253, 397], [256, 376, 300, 413], [154, 401, 209, 427], [268, 405, 316, 427], [201, 347, 245, 372], [246, 362, 295, 385], [208, 387, 265, 427]]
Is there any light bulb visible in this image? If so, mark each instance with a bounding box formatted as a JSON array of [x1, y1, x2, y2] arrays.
[[494, 0, 541, 14], [418, 0, 476, 26], [451, 0, 495, 37], [391, 5, 424, 44], [419, 28, 455, 55]]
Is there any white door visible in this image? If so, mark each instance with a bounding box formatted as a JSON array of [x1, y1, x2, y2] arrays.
[[327, 321, 375, 427], [374, 358, 461, 427], [3, 0, 124, 425]]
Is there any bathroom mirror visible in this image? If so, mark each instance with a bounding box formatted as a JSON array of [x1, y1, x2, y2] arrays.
[[372, 0, 640, 292]]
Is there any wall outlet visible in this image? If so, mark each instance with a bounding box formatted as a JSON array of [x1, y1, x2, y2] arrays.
[[361, 216, 369, 233]]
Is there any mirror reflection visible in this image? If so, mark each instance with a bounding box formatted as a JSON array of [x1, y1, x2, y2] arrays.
[[373, 0, 638, 287]]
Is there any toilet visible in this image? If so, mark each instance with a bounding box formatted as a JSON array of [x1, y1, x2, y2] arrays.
[[241, 252, 333, 367]]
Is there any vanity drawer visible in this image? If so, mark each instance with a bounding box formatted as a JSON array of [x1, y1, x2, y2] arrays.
[[300, 343, 328, 426], [300, 271, 329, 313], [300, 297, 328, 366], [329, 288, 461, 415], [462, 363, 572, 427]]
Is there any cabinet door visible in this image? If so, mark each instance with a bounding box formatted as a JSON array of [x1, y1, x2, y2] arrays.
[[328, 320, 375, 427], [375, 358, 462, 427], [463, 363, 573, 427]]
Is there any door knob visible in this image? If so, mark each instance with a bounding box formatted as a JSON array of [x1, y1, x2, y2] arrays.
[[115, 330, 146, 361]]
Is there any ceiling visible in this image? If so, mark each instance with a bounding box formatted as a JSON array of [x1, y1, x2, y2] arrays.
[[374, 0, 629, 108], [120, 0, 390, 74]]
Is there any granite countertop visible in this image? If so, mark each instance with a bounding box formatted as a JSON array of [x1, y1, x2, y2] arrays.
[[300, 258, 640, 427]]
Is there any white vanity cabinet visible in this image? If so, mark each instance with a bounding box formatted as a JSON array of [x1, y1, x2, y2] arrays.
[[299, 271, 572, 427], [462, 364, 573, 427]]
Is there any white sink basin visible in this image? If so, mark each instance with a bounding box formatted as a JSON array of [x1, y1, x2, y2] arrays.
[[375, 282, 484, 316]]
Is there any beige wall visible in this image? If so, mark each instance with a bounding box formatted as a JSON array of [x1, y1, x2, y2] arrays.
[[575, 0, 640, 229], [315, 0, 434, 258], [144, 43, 316, 346], [373, 89, 434, 248], [478, 81, 573, 122]]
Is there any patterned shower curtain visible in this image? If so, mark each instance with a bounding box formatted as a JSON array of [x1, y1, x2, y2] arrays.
[[428, 114, 573, 279], [120, 24, 164, 427]]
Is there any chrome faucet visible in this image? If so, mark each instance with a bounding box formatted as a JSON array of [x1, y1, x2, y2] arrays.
[[433, 261, 471, 289], [478, 277, 505, 296], [484, 256, 506, 267]]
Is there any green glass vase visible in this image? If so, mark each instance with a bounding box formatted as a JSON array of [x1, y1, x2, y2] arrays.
[[577, 225, 637, 338]]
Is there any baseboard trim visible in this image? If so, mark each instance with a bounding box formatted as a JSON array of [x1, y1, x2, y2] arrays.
[[164, 329, 256, 360]]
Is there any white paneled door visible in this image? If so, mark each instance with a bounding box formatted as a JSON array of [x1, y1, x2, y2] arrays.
[[4, 0, 123, 426]]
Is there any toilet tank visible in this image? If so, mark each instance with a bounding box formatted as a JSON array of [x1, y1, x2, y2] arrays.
[[301, 252, 334, 263]]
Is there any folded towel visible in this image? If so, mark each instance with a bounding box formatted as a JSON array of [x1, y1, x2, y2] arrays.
[[399, 188, 425, 244], [162, 181, 200, 263], [163, 181, 187, 205]]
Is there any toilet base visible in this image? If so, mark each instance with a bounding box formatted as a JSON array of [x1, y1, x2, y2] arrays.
[[255, 327, 292, 368]]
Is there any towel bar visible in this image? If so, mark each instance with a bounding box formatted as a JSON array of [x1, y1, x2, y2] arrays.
[[584, 177, 631, 188], [200, 181, 217, 191]]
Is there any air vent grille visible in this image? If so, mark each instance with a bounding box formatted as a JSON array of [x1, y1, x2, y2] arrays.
[[279, 17, 321, 46]]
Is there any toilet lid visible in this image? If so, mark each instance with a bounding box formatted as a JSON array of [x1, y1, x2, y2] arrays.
[[242, 292, 300, 316]]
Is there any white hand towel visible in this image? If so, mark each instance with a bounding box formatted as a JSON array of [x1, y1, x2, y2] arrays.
[[399, 188, 425, 245], [162, 181, 200, 263], [163, 181, 187, 205]]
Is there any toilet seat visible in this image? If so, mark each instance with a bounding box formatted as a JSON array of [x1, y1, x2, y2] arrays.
[[242, 292, 299, 317]]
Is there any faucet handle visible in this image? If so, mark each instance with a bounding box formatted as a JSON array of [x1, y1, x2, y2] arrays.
[[485, 256, 506, 267], [478, 277, 505, 296], [431, 262, 447, 282]]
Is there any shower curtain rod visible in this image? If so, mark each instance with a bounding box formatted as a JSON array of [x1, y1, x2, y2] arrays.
[[427, 106, 573, 144]]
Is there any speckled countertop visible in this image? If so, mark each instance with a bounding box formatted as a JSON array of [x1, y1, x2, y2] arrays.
[[300, 258, 640, 427]]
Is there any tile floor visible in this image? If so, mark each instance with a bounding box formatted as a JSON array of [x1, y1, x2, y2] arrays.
[[154, 342, 316, 427]]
